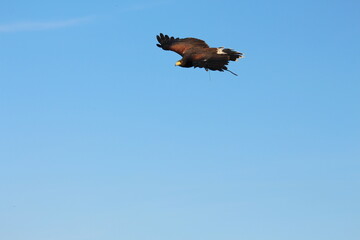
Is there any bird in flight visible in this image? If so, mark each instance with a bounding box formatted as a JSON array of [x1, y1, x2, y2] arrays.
[[156, 33, 244, 76]]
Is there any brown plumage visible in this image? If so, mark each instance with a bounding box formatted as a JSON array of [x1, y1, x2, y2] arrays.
[[156, 33, 244, 76]]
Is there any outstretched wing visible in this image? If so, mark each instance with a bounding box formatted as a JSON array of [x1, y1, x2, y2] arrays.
[[156, 33, 209, 56], [191, 48, 243, 73], [192, 53, 230, 71]]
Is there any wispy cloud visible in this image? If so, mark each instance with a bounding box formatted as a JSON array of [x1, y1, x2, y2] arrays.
[[0, 17, 93, 33]]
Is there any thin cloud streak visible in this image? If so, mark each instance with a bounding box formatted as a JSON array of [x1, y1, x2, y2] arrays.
[[0, 17, 93, 33]]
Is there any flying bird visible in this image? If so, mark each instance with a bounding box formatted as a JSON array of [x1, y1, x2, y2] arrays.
[[156, 33, 244, 76]]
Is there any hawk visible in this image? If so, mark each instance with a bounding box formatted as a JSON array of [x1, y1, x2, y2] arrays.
[[156, 33, 244, 76]]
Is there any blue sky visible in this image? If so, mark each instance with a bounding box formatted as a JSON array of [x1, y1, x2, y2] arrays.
[[0, 1, 359, 240]]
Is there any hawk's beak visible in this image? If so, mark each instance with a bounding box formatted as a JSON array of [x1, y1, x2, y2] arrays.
[[175, 61, 181, 66]]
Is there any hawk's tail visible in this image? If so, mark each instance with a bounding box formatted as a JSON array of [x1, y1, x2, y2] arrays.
[[223, 48, 244, 61]]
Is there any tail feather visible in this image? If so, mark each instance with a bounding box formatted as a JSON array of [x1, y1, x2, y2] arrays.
[[223, 48, 244, 61]]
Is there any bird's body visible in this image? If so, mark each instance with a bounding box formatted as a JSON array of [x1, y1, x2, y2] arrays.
[[156, 33, 243, 75]]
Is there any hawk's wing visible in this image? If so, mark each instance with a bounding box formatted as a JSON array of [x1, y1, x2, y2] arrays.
[[156, 33, 209, 56], [191, 52, 230, 71]]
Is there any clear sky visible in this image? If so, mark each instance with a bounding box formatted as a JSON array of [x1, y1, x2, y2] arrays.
[[0, 1, 359, 240]]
